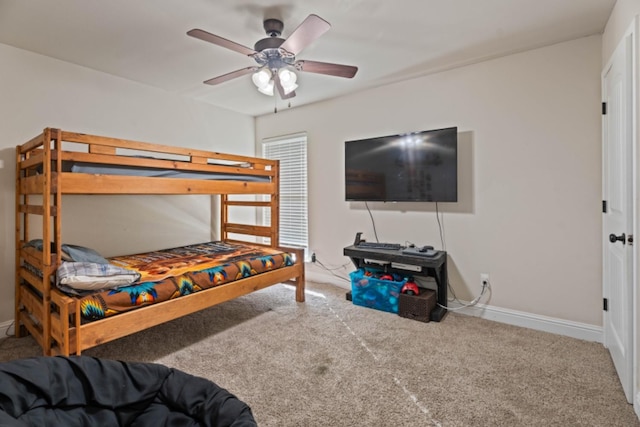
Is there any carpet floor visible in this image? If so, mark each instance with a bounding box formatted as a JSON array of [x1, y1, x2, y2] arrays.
[[0, 281, 638, 426]]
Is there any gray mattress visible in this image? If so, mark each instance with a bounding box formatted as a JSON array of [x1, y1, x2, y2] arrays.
[[69, 162, 270, 182]]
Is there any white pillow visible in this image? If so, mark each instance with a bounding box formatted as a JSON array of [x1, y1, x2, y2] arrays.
[[57, 262, 141, 292]]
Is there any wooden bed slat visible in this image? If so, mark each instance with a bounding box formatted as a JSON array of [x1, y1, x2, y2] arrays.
[[19, 204, 58, 216], [225, 200, 271, 207], [19, 268, 46, 293], [50, 311, 63, 346], [21, 249, 44, 271], [19, 312, 43, 347], [59, 173, 274, 195], [89, 145, 116, 155], [19, 152, 45, 170], [20, 175, 45, 194], [18, 204, 44, 215], [18, 287, 44, 327], [21, 246, 56, 270], [19, 133, 45, 154], [224, 238, 271, 247], [225, 223, 272, 237]]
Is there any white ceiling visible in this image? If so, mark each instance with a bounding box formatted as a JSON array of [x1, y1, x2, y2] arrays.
[[0, 0, 615, 117]]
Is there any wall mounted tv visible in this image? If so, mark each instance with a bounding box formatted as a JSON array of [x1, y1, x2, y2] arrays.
[[345, 126, 458, 202]]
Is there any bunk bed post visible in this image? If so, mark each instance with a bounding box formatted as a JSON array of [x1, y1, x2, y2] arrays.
[[52, 129, 64, 355], [40, 128, 53, 355], [14, 145, 24, 338], [270, 160, 280, 248], [59, 300, 70, 356], [75, 299, 82, 356], [292, 247, 306, 303], [52, 128, 63, 268], [220, 194, 228, 241]]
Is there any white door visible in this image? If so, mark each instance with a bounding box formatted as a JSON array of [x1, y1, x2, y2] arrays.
[[602, 28, 634, 404]]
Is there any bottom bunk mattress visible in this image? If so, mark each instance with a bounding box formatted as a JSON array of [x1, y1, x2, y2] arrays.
[[78, 241, 295, 321]]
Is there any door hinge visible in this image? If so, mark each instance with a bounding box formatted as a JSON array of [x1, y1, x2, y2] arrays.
[[603, 298, 608, 311], [602, 200, 607, 213], [602, 102, 607, 115]]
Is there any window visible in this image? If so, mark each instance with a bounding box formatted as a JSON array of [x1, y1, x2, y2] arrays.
[[262, 133, 308, 256]]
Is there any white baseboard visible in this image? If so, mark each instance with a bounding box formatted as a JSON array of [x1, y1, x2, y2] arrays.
[[635, 392, 640, 420], [445, 302, 603, 343], [306, 267, 603, 343]]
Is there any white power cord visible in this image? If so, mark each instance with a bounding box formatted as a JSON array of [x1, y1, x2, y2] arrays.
[[438, 278, 490, 311]]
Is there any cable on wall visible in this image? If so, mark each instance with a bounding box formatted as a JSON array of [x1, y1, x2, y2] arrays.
[[364, 201, 380, 242], [315, 257, 351, 283], [435, 202, 446, 251], [434, 202, 487, 309], [439, 277, 491, 311]]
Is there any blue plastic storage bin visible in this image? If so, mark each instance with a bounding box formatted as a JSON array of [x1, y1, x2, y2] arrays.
[[349, 269, 406, 314]]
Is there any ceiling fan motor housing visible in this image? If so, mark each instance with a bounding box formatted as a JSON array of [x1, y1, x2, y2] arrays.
[[263, 18, 283, 37], [254, 37, 284, 52], [254, 19, 294, 70], [253, 46, 295, 70]]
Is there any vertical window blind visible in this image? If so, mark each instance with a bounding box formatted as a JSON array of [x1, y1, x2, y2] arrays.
[[262, 133, 308, 252]]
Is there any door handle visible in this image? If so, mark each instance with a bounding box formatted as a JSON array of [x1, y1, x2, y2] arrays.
[[609, 233, 626, 244]]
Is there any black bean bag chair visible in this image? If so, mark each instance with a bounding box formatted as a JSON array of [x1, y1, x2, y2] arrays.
[[0, 356, 257, 427]]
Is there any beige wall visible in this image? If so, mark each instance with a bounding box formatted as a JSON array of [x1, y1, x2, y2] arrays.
[[602, 0, 639, 62], [0, 43, 255, 326], [256, 35, 602, 326], [602, 0, 640, 412]]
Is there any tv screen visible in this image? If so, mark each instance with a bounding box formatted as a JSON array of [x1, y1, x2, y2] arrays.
[[345, 127, 458, 202]]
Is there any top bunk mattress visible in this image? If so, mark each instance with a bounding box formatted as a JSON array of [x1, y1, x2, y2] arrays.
[[67, 162, 270, 182], [78, 241, 294, 321]]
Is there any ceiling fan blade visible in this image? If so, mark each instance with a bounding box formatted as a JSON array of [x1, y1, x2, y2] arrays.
[[273, 73, 296, 100], [187, 29, 257, 56], [295, 60, 358, 78], [279, 14, 331, 56], [204, 67, 258, 85]]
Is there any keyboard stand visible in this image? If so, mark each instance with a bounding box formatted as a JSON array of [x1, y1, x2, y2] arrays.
[[343, 245, 448, 322]]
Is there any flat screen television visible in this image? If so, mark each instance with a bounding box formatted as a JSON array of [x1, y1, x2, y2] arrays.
[[345, 126, 458, 202]]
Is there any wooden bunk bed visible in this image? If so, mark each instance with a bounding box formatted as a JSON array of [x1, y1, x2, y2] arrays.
[[15, 128, 305, 356]]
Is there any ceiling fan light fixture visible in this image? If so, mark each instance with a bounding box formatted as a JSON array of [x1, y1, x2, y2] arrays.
[[282, 81, 298, 95], [278, 68, 298, 94], [252, 68, 272, 89], [257, 80, 275, 96], [278, 68, 296, 84]]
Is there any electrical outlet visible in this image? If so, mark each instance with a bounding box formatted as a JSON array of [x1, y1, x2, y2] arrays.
[[311, 252, 316, 263], [480, 273, 490, 287]]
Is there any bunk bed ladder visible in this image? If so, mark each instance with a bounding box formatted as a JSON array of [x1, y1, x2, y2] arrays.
[[220, 159, 280, 247], [15, 128, 63, 355]]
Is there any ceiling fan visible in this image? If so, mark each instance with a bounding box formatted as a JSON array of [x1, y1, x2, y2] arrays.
[[187, 14, 358, 99]]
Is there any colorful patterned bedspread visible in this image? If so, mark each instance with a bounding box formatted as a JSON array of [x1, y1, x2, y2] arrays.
[[80, 241, 294, 320]]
